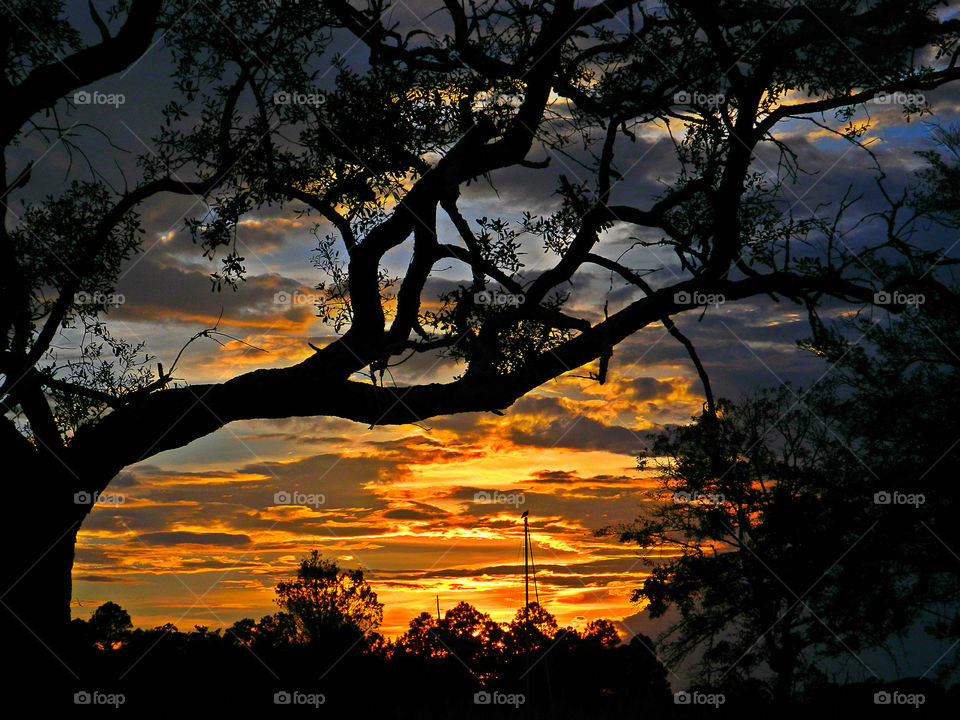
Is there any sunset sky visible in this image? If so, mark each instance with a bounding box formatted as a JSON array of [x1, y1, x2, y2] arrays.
[[31, 0, 957, 655]]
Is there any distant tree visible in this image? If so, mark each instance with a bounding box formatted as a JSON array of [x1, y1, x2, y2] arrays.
[[391, 600, 505, 685], [225, 612, 301, 648], [87, 600, 132, 650], [226, 616, 258, 647], [502, 602, 561, 659], [438, 601, 504, 671], [581, 618, 621, 649], [275, 552, 383, 648], [393, 611, 445, 659], [252, 611, 301, 648]]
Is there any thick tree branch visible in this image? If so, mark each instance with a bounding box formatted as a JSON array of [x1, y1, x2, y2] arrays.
[[1, 0, 163, 147], [68, 271, 875, 481]]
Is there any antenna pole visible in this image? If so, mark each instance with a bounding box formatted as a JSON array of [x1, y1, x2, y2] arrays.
[[436, 594, 441, 623], [524, 512, 530, 615]]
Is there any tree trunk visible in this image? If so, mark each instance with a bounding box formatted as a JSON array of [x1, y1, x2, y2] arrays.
[[770, 628, 798, 709], [773, 663, 795, 708], [0, 458, 82, 708]]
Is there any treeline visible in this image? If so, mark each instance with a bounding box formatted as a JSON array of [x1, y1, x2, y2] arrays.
[[66, 554, 671, 718]]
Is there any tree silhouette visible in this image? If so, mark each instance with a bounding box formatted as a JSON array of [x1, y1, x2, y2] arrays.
[[610, 386, 903, 706], [87, 600, 132, 651], [802, 298, 960, 679], [227, 612, 300, 650], [4, 0, 960, 698], [275, 551, 383, 649]]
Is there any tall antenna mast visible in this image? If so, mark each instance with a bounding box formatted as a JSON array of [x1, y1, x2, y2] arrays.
[[522, 510, 530, 616]]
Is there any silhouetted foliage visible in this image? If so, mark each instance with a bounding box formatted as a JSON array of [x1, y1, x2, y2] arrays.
[[65, 555, 671, 718], [6, 2, 960, 713], [275, 551, 383, 651], [612, 282, 960, 710], [6, 1, 960, 673]]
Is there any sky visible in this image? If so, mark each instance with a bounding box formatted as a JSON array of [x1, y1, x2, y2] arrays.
[[14, 0, 960, 683]]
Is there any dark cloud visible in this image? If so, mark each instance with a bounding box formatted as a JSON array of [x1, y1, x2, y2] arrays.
[[506, 396, 644, 455], [382, 502, 451, 521], [75, 574, 140, 584], [530, 470, 579, 484], [136, 531, 252, 547], [626, 376, 676, 401]]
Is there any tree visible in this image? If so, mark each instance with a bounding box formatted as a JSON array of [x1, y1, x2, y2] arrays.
[[391, 600, 506, 686], [609, 386, 905, 706], [4, 0, 960, 694], [789, 123, 960, 677], [87, 600, 133, 650], [70, 599, 132, 651], [505, 601, 561, 654], [227, 612, 301, 650], [802, 299, 960, 677], [581, 618, 621, 650], [275, 551, 383, 648]]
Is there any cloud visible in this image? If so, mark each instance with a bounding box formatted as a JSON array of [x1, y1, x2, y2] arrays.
[[75, 575, 141, 584], [136, 531, 253, 547], [501, 395, 645, 455], [382, 502, 451, 520]]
